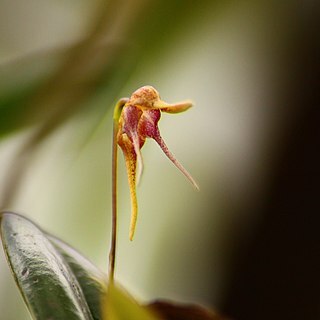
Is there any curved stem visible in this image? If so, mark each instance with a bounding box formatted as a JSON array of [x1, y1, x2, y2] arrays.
[[108, 98, 128, 283]]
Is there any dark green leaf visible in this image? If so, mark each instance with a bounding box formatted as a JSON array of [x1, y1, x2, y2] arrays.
[[0, 212, 94, 320], [49, 235, 106, 320]]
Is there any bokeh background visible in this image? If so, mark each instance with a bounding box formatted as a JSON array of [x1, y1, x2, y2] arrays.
[[0, 1, 319, 319]]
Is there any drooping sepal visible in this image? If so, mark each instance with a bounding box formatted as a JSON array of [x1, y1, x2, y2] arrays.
[[117, 133, 138, 241]]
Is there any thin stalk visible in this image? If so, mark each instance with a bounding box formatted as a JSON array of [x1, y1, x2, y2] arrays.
[[109, 121, 118, 283], [108, 98, 128, 283]]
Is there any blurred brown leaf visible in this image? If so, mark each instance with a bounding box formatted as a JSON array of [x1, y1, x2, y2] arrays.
[[148, 300, 230, 320]]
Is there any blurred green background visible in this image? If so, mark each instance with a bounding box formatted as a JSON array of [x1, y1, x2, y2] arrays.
[[0, 1, 319, 319]]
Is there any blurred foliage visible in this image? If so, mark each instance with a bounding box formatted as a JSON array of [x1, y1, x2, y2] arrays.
[[103, 283, 160, 320]]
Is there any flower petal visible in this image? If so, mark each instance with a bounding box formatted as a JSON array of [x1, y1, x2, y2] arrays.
[[120, 105, 145, 186]]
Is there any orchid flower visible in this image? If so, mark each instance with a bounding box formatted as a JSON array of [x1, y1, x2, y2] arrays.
[[114, 86, 199, 241]]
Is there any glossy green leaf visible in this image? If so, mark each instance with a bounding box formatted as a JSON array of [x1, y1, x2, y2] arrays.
[[0, 212, 94, 320], [49, 235, 107, 320], [103, 283, 161, 320]]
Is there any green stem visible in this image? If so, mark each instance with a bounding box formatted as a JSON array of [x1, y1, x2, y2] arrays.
[[108, 98, 128, 283]]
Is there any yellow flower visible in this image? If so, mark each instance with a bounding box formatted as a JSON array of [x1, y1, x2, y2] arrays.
[[115, 86, 199, 240]]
